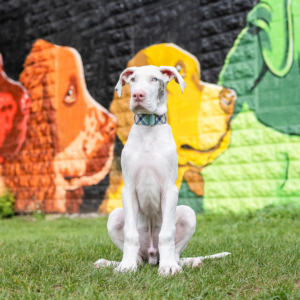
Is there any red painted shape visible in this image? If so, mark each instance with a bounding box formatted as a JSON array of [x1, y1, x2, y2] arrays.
[[0, 93, 17, 146], [0, 53, 31, 155]]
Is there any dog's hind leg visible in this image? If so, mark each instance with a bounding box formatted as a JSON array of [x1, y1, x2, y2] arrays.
[[174, 206, 230, 268], [93, 208, 124, 268], [94, 207, 143, 269], [174, 205, 197, 264], [107, 207, 125, 251]]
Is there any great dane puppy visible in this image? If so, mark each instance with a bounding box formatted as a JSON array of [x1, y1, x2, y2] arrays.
[[95, 66, 230, 275]]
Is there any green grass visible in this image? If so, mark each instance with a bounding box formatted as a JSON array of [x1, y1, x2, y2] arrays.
[[1, 205, 300, 299]]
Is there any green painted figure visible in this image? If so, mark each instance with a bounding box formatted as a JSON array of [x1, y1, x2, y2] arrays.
[[202, 0, 300, 213], [219, 0, 300, 134]]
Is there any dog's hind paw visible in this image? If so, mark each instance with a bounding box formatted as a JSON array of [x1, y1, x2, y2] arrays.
[[94, 259, 119, 268], [159, 262, 182, 276]]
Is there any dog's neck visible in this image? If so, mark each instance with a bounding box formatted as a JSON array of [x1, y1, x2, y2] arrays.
[[134, 113, 167, 126]]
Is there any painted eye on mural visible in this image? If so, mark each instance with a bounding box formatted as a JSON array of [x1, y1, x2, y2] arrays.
[[175, 61, 186, 78], [64, 85, 76, 104], [152, 78, 158, 82], [131, 78, 135, 82]]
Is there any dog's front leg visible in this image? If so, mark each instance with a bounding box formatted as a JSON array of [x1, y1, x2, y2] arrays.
[[158, 186, 182, 276], [114, 188, 140, 273]]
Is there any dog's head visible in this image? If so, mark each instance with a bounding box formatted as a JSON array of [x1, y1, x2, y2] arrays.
[[115, 65, 186, 115]]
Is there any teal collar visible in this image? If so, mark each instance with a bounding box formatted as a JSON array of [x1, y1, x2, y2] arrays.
[[134, 114, 167, 126]]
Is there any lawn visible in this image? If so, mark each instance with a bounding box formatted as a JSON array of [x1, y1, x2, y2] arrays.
[[1, 205, 300, 299]]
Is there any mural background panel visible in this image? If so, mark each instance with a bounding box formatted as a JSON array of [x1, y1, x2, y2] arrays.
[[3, 0, 300, 214], [1, 40, 116, 213], [102, 43, 237, 214], [203, 0, 300, 213], [0, 0, 255, 213]]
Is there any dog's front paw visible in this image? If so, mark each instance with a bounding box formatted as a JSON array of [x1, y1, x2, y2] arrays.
[[114, 261, 137, 273], [94, 259, 110, 268], [159, 261, 182, 276]]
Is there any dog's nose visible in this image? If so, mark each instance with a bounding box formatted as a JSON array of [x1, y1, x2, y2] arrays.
[[133, 90, 145, 102]]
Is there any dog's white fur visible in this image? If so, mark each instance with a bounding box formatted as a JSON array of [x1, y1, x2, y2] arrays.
[[94, 65, 230, 275]]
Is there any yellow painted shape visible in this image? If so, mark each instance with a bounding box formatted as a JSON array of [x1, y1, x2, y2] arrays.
[[105, 43, 235, 213], [106, 180, 124, 214], [198, 83, 228, 149], [143, 44, 231, 168], [177, 166, 190, 189], [178, 130, 231, 167]]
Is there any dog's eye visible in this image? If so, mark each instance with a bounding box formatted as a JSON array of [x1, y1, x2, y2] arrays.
[[131, 78, 135, 82], [152, 78, 158, 82]]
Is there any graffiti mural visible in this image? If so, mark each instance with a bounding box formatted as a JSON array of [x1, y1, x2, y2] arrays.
[[99, 43, 237, 214], [202, 0, 300, 212], [1, 40, 117, 213], [1, 0, 300, 215], [0, 54, 31, 160]]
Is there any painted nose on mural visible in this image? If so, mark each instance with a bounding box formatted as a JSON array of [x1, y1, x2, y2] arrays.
[[133, 90, 145, 102]]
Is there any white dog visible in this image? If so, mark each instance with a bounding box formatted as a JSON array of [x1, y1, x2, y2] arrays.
[[94, 66, 230, 275]]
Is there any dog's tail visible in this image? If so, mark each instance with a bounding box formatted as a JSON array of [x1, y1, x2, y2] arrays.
[[197, 252, 231, 260], [178, 252, 231, 267]]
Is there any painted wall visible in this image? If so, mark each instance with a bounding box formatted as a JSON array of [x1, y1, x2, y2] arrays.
[[1, 0, 300, 214], [203, 0, 300, 212], [0, 41, 116, 213], [102, 43, 237, 214]]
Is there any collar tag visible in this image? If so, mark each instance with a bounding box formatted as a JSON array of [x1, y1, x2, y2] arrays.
[[134, 114, 167, 126]]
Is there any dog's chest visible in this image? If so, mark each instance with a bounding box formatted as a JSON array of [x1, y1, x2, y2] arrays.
[[122, 125, 177, 174], [122, 125, 178, 213], [135, 168, 161, 214], [133, 136, 163, 214]]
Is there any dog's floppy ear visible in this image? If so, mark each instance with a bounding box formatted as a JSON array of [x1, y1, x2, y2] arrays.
[[159, 66, 186, 93], [115, 67, 137, 97]]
